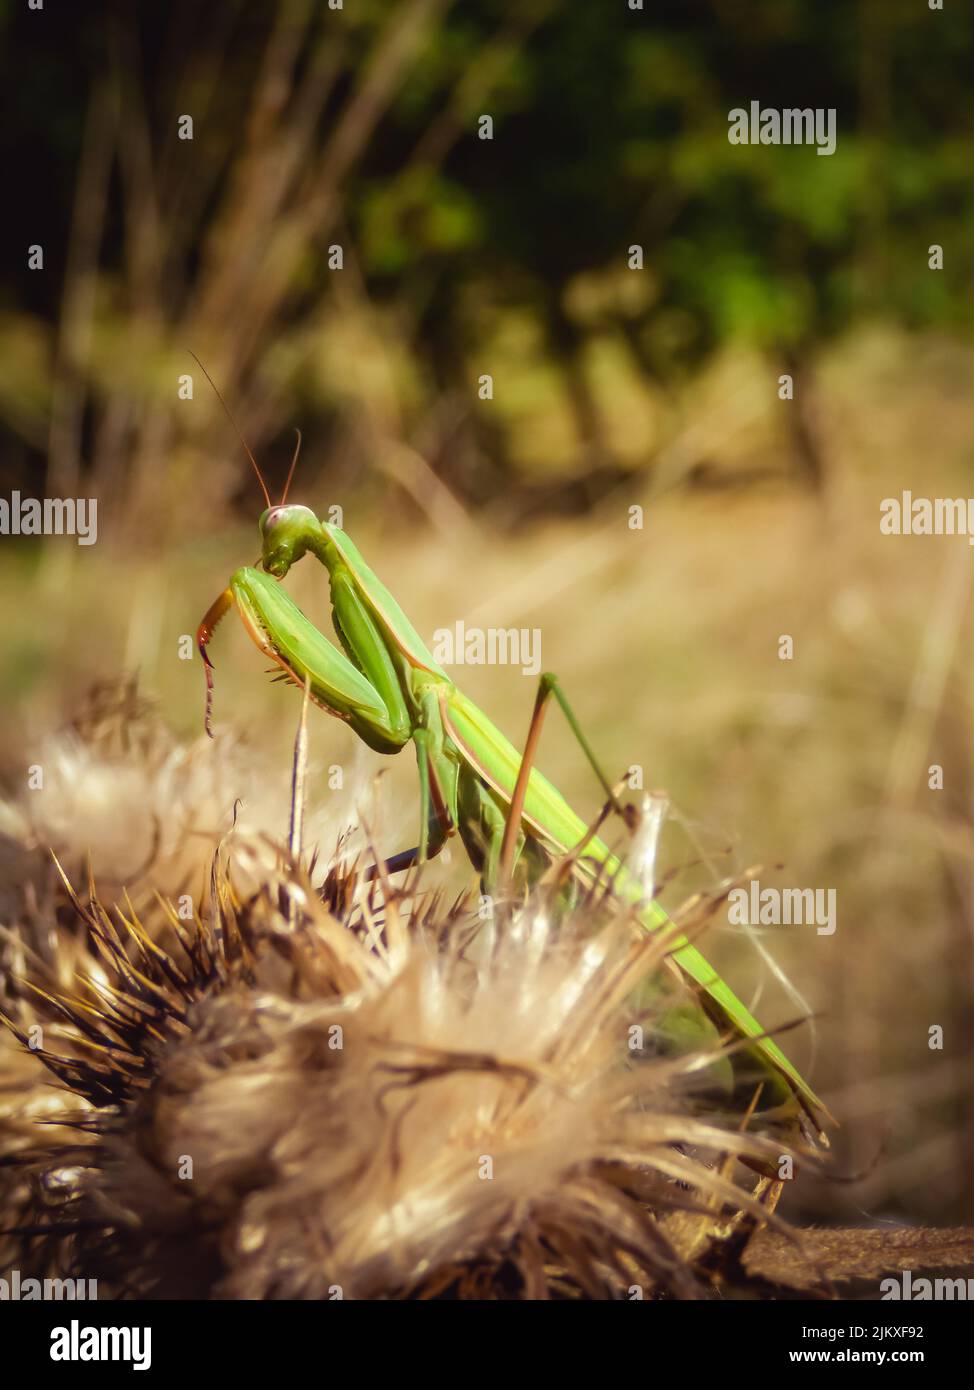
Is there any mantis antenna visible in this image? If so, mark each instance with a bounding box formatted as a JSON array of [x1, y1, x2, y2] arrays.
[[281, 429, 302, 505], [188, 350, 271, 509]]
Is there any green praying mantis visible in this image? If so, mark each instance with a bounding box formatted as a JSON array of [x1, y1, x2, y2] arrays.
[[195, 373, 826, 1131]]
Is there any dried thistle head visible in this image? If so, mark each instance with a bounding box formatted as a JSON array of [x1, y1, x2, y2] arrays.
[[2, 848, 801, 1299], [0, 679, 811, 1300]]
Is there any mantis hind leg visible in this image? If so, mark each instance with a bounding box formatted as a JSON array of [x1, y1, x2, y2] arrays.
[[499, 672, 633, 886]]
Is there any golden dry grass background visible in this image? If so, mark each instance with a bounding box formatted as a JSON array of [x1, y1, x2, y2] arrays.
[[2, 328, 973, 1227]]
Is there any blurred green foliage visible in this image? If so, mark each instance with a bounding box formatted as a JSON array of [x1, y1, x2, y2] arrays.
[[1, 0, 972, 530]]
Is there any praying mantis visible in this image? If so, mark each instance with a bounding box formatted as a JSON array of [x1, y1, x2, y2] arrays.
[[195, 374, 825, 1128]]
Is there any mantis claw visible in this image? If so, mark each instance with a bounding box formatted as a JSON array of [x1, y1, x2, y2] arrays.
[[196, 588, 235, 738]]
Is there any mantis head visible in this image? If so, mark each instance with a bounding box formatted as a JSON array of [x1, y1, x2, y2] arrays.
[[259, 503, 318, 577]]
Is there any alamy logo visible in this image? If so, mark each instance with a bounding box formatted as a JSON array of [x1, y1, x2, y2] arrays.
[[881, 1270, 974, 1300], [0, 492, 97, 545], [1, 1268, 97, 1299], [728, 881, 836, 936], [50, 1320, 151, 1371], [432, 621, 541, 676], [728, 102, 836, 156], [880, 492, 974, 543]]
